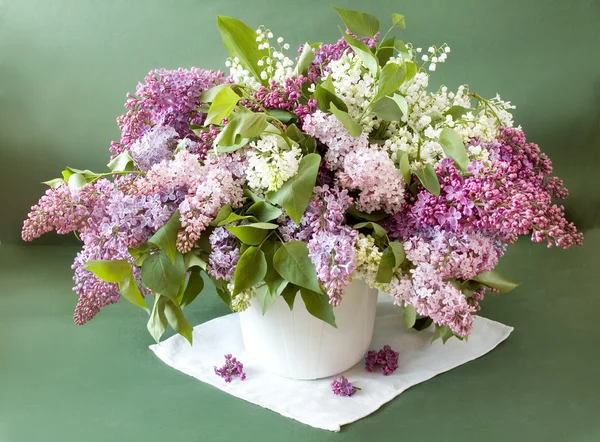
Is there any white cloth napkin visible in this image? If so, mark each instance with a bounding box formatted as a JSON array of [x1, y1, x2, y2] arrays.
[[150, 300, 513, 432]]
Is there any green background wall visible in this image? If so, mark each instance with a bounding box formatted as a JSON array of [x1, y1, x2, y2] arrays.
[[1, 0, 598, 244]]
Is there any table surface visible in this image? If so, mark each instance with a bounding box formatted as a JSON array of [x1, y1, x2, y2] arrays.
[[1, 230, 599, 442]]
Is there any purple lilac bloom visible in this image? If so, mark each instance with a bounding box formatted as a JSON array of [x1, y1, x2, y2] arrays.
[[208, 227, 240, 281], [365, 345, 399, 375], [129, 125, 179, 171], [331, 376, 358, 397], [306, 186, 358, 305], [111, 67, 225, 154], [214, 354, 247, 383]]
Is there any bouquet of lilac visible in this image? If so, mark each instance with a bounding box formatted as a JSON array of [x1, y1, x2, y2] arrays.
[[22, 7, 582, 344]]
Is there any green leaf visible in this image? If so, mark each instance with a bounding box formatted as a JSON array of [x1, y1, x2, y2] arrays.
[[413, 317, 433, 331], [84, 259, 146, 308], [273, 240, 323, 294], [268, 109, 298, 124], [226, 222, 277, 245], [199, 84, 233, 103], [333, 7, 380, 39], [472, 270, 520, 293], [394, 40, 409, 54], [217, 212, 257, 226], [148, 210, 181, 263], [181, 268, 204, 308], [184, 252, 207, 271], [376, 247, 396, 283], [84, 259, 132, 283], [392, 13, 406, 29], [439, 127, 469, 172], [375, 62, 406, 101], [147, 295, 168, 343], [42, 178, 65, 188], [261, 241, 284, 294], [205, 86, 240, 126], [432, 324, 455, 344], [243, 187, 263, 203], [403, 303, 417, 328], [315, 77, 348, 113], [294, 42, 315, 77], [329, 102, 362, 136], [346, 206, 388, 221], [141, 251, 186, 300], [445, 105, 474, 121], [247, 201, 283, 222], [372, 94, 407, 121], [163, 299, 193, 345], [210, 204, 233, 226], [389, 240, 406, 268], [255, 284, 279, 315], [280, 283, 299, 310], [212, 278, 232, 308], [377, 37, 395, 67], [342, 33, 378, 76], [67, 173, 87, 190], [237, 112, 268, 138], [216, 16, 269, 85], [353, 222, 388, 241], [233, 246, 267, 296], [119, 272, 147, 309], [107, 151, 134, 173], [404, 61, 417, 82], [398, 150, 411, 184], [61, 167, 98, 182], [300, 288, 336, 327], [213, 115, 250, 150], [415, 164, 441, 196], [267, 153, 321, 224]]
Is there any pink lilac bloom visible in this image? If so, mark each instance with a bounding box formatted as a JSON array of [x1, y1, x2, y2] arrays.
[[214, 354, 247, 383], [331, 376, 358, 397], [306, 186, 358, 305], [208, 227, 241, 281], [302, 110, 369, 170], [111, 68, 224, 154], [403, 230, 504, 280], [338, 146, 406, 214], [390, 265, 477, 337], [365, 345, 399, 375], [176, 155, 246, 253]]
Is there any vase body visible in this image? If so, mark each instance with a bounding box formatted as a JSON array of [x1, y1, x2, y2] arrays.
[[238, 279, 378, 380]]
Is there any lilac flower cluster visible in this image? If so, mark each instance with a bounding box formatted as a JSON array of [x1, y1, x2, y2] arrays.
[[208, 227, 240, 281], [365, 345, 399, 375], [111, 68, 224, 153], [331, 375, 358, 397], [214, 354, 247, 383], [391, 127, 583, 249], [306, 186, 358, 305], [252, 77, 317, 119]]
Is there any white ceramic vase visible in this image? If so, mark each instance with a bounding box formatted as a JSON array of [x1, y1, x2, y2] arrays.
[[238, 279, 378, 380]]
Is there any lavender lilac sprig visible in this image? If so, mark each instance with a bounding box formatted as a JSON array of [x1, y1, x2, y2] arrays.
[[331, 376, 359, 397]]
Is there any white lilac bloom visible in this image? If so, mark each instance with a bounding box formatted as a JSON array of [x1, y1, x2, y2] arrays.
[[327, 53, 377, 131], [245, 134, 302, 192]]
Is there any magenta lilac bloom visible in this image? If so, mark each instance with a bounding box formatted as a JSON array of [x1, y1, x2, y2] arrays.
[[365, 345, 399, 376], [214, 354, 247, 383]]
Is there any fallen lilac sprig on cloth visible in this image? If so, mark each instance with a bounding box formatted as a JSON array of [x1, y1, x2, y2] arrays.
[[331, 376, 359, 397], [214, 354, 247, 383], [365, 345, 399, 375]]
